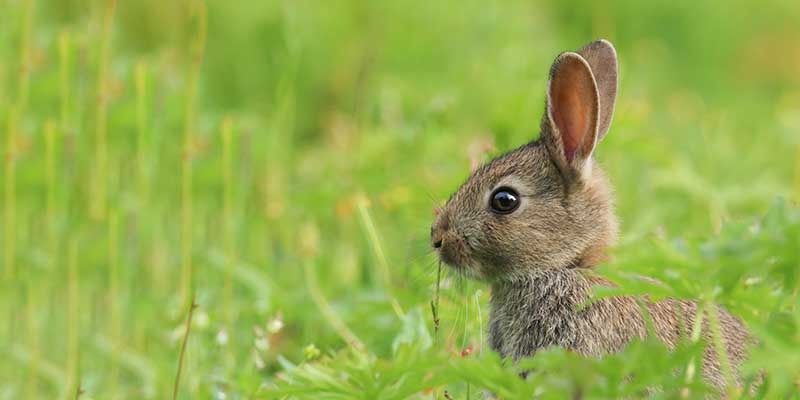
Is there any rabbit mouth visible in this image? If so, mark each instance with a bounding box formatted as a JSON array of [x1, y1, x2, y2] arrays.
[[436, 235, 475, 273], [437, 247, 464, 269]]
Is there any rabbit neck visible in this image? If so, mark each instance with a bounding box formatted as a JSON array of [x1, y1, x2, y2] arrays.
[[488, 268, 592, 360], [488, 268, 645, 361]]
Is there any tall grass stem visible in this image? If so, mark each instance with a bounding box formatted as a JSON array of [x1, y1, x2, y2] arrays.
[[3, 110, 17, 280], [706, 301, 737, 396], [355, 194, 405, 319], [135, 61, 149, 207], [4, 0, 33, 280], [180, 0, 207, 305], [65, 239, 79, 400], [221, 116, 235, 324], [172, 297, 198, 400], [90, 0, 117, 221], [108, 211, 121, 395]]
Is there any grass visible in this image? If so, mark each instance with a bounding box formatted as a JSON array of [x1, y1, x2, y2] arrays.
[[1, 0, 799, 398]]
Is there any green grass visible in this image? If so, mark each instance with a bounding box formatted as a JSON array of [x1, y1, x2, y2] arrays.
[[2, 0, 799, 398]]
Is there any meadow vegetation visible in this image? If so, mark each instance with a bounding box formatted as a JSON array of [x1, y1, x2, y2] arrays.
[[1, 0, 799, 398]]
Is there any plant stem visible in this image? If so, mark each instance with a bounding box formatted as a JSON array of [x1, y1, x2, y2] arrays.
[[66, 239, 79, 400], [431, 261, 442, 340], [135, 60, 149, 209], [706, 301, 737, 396], [682, 301, 706, 396], [25, 283, 40, 398], [180, 0, 207, 305], [221, 116, 235, 325], [4, 0, 32, 281], [108, 211, 120, 395], [4, 109, 16, 281], [172, 297, 198, 400], [16, 0, 32, 113], [59, 30, 71, 136], [45, 121, 58, 256], [90, 0, 117, 221], [794, 143, 800, 203], [304, 260, 365, 351], [355, 194, 405, 319]]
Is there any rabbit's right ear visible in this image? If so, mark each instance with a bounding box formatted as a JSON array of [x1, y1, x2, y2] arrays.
[[578, 39, 618, 140], [541, 52, 599, 181]]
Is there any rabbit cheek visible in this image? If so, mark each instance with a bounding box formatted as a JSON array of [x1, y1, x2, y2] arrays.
[[463, 221, 516, 277]]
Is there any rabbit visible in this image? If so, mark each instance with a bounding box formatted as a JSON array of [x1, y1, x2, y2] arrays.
[[430, 39, 750, 390]]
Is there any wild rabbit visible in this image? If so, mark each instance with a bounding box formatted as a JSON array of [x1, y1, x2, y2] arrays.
[[430, 39, 750, 390]]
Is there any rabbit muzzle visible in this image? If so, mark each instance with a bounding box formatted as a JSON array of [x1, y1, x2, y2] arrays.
[[431, 213, 476, 274]]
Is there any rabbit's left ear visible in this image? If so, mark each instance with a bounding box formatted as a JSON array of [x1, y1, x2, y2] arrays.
[[542, 52, 599, 176], [578, 40, 618, 140]]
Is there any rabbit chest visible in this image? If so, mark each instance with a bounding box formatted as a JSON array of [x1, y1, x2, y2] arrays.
[[487, 268, 644, 361]]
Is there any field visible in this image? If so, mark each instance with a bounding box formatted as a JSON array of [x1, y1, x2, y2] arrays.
[[2, 0, 800, 398]]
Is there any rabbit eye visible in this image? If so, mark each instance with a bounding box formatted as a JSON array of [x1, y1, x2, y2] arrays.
[[489, 187, 520, 214]]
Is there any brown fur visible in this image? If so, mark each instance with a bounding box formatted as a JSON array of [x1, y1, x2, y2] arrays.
[[430, 40, 750, 391]]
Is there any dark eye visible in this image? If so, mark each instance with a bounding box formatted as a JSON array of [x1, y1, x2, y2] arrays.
[[490, 187, 520, 214]]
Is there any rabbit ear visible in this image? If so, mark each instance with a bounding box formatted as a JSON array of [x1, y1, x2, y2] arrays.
[[578, 39, 618, 140], [542, 51, 599, 178]]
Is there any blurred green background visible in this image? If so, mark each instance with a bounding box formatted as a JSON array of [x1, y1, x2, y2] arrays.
[[2, 0, 799, 398]]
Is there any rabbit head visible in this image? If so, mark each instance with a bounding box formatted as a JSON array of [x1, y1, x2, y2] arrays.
[[431, 40, 620, 282]]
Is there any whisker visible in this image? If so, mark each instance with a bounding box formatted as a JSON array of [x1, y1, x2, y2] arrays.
[[404, 258, 440, 288]]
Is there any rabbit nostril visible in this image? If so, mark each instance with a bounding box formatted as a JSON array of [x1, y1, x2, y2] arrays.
[[433, 239, 443, 249]]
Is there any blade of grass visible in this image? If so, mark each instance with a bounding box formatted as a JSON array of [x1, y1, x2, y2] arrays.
[[300, 222, 365, 351], [172, 297, 198, 400], [304, 259, 366, 352], [90, 0, 117, 221], [135, 60, 149, 204], [431, 261, 442, 340], [15, 0, 32, 114], [794, 143, 800, 203], [475, 289, 483, 356], [58, 30, 72, 136], [10, 345, 67, 392], [65, 239, 80, 400], [25, 282, 40, 398], [355, 193, 405, 319], [706, 301, 737, 397], [45, 120, 58, 257], [683, 301, 706, 397], [92, 336, 157, 398], [4, 108, 16, 280], [180, 0, 207, 305], [221, 116, 235, 324], [74, 380, 83, 399], [108, 211, 120, 395], [4, 0, 32, 281]]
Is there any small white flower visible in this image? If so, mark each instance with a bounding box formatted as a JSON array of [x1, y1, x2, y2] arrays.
[[253, 325, 265, 338], [216, 329, 229, 346], [254, 336, 269, 351], [252, 349, 266, 370], [267, 317, 284, 334]]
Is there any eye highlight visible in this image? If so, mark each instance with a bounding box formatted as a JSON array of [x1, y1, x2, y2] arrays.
[[489, 187, 520, 214]]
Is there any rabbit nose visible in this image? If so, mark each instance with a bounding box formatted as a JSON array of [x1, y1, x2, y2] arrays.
[[431, 226, 443, 249], [431, 210, 450, 249], [431, 226, 445, 249]]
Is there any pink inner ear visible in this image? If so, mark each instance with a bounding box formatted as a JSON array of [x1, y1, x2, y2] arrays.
[[551, 61, 593, 162], [553, 89, 589, 162]]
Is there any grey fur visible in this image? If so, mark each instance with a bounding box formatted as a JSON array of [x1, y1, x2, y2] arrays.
[[431, 40, 750, 390]]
